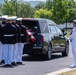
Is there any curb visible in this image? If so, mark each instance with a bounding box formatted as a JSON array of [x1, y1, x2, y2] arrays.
[[44, 68, 76, 75]]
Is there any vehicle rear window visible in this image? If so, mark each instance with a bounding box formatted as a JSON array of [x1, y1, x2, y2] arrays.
[[22, 20, 37, 27], [22, 20, 40, 32]]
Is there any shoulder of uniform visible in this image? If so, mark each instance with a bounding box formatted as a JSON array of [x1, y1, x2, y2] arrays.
[[2, 23, 7, 27], [22, 25, 25, 27], [16, 24, 19, 27], [22, 25, 26, 28], [1, 25, 5, 28], [11, 24, 16, 28], [1, 23, 6, 26]]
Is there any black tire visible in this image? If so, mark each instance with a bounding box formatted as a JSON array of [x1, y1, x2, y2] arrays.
[[46, 45, 52, 60], [62, 43, 69, 56]]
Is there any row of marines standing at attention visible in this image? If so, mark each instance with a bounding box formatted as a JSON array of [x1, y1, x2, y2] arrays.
[[0, 16, 26, 67]]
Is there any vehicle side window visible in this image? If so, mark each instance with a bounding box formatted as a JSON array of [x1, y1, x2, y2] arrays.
[[49, 25, 58, 34], [55, 26, 63, 35]]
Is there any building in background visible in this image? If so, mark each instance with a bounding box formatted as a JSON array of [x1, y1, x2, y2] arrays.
[[58, 23, 73, 30]]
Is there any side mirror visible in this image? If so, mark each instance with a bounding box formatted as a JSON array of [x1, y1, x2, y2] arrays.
[[61, 29, 67, 36], [63, 32, 67, 36]]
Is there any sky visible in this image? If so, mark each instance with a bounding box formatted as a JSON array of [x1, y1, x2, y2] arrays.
[[24, 0, 46, 2]]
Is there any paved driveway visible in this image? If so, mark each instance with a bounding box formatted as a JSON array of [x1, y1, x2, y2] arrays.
[[0, 42, 73, 75]]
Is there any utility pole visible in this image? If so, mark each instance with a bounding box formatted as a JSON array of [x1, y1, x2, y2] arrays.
[[16, 0, 17, 16]]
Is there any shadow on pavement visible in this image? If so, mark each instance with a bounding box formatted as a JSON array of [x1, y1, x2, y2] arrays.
[[22, 53, 67, 62]]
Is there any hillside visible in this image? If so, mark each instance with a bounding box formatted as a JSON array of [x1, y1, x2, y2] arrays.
[[0, 0, 44, 7], [29, 1, 43, 7]]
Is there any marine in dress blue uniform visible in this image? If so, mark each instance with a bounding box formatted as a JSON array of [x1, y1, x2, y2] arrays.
[[1, 17, 17, 67], [11, 16, 21, 65], [1, 16, 8, 63], [16, 18, 26, 64]]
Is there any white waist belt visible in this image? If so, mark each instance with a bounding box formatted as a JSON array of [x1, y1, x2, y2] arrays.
[[4, 34, 14, 37]]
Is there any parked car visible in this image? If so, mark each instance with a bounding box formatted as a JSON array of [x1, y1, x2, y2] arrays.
[[22, 18, 69, 60]]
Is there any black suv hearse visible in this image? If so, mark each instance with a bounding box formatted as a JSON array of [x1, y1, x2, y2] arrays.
[[22, 18, 69, 60]]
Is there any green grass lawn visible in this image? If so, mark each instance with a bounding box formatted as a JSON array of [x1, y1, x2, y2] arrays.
[[58, 69, 76, 75], [66, 29, 71, 37]]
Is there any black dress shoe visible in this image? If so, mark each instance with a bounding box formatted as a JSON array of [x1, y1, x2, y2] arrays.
[[12, 62, 15, 65], [2, 64, 13, 67], [7, 64, 13, 67], [12, 62, 18, 66], [16, 62, 22, 65], [3, 64, 8, 67], [1, 60, 5, 64]]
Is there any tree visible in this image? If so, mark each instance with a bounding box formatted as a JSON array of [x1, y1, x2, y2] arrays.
[[17, 2, 34, 18], [67, 0, 76, 22], [34, 9, 52, 19], [35, 2, 45, 10], [2, 0, 34, 18], [2, 0, 17, 16], [2, 0, 76, 23], [0, 3, 3, 15], [52, 0, 70, 24], [45, 0, 53, 10]]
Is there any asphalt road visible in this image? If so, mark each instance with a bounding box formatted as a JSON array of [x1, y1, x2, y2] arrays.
[[0, 43, 74, 75]]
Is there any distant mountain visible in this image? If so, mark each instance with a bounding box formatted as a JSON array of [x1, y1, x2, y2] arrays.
[[0, 0, 44, 7], [29, 1, 44, 7]]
